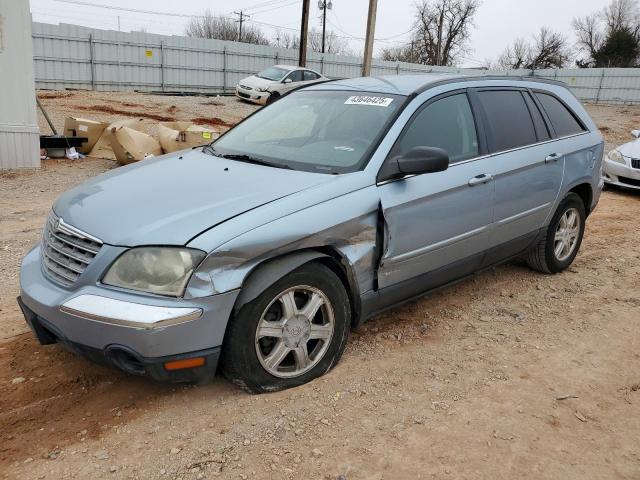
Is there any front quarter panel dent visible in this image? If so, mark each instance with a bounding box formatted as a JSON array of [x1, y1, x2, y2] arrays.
[[184, 189, 380, 300]]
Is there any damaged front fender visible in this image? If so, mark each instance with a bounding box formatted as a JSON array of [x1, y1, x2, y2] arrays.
[[183, 186, 381, 305]]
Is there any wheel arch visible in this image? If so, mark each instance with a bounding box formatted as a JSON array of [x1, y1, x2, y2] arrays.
[[232, 248, 361, 327], [568, 182, 593, 216]]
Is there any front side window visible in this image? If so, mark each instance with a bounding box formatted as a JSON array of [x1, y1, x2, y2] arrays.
[[477, 90, 537, 152], [210, 90, 404, 173], [391, 93, 479, 163], [535, 92, 586, 137], [256, 66, 289, 81]]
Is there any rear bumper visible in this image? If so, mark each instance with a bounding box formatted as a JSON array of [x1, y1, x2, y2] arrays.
[[18, 296, 220, 382]]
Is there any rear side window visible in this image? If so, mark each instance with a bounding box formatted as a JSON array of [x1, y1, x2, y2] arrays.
[[534, 92, 585, 137], [477, 90, 537, 152], [303, 70, 320, 81], [393, 93, 478, 163], [287, 70, 304, 82], [524, 92, 550, 142]]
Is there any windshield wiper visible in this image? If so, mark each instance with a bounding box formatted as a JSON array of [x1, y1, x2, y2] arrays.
[[202, 145, 291, 170], [219, 153, 292, 170]]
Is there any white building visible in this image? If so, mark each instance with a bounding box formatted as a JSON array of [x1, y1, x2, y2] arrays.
[[0, 0, 39, 169]]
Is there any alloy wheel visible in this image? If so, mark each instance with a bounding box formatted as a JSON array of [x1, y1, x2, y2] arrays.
[[554, 207, 581, 262], [255, 285, 334, 378]]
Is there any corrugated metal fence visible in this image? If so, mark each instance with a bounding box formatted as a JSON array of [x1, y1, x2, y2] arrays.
[[33, 22, 640, 104]]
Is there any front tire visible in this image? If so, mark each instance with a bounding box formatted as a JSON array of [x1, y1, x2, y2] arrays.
[[220, 262, 350, 393], [525, 193, 586, 273]]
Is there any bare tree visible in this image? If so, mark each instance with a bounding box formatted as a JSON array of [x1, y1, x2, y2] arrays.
[[527, 27, 571, 69], [185, 10, 270, 45], [603, 0, 639, 32], [308, 28, 350, 55], [572, 14, 604, 59], [497, 28, 570, 70], [412, 0, 480, 66], [497, 38, 529, 69], [379, 44, 414, 62], [273, 30, 299, 49]]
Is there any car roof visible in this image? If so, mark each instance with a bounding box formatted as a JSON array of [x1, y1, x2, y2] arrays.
[[305, 73, 565, 96], [273, 64, 303, 71]]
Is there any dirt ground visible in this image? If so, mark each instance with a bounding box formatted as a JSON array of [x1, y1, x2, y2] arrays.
[[1, 92, 639, 480]]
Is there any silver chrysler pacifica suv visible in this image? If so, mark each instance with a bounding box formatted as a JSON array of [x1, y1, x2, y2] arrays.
[[19, 74, 604, 392]]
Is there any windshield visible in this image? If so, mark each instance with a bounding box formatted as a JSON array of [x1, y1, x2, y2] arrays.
[[256, 66, 290, 81], [210, 90, 404, 173]]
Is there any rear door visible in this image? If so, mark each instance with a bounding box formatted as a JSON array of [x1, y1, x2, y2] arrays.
[[301, 70, 323, 86], [471, 88, 565, 263], [377, 91, 495, 289], [281, 70, 305, 94]]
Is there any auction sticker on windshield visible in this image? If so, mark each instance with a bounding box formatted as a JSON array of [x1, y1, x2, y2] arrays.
[[344, 96, 394, 107]]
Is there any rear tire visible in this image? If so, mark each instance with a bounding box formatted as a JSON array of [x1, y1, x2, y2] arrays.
[[220, 262, 350, 393], [525, 193, 586, 274]]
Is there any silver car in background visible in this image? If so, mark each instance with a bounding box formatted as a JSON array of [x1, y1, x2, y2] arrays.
[[235, 64, 326, 105], [19, 74, 603, 393], [602, 129, 640, 190]]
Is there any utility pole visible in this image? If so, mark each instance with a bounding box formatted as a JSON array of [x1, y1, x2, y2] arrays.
[[233, 11, 249, 42], [117, 15, 121, 31], [299, 0, 310, 67], [361, 0, 377, 76], [318, 0, 333, 54]]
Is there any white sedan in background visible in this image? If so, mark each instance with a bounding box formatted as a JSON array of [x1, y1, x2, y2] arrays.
[[235, 65, 327, 105], [603, 129, 640, 190]]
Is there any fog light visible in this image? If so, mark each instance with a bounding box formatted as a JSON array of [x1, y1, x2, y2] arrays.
[[164, 357, 205, 371]]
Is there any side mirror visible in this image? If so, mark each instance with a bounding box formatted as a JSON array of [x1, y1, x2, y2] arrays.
[[631, 130, 640, 138], [378, 147, 449, 182], [283, 78, 293, 84]]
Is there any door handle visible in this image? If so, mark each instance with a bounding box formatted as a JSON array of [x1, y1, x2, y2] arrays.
[[468, 174, 493, 186], [545, 153, 561, 163]]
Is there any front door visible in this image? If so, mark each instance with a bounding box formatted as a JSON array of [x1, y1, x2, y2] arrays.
[[377, 91, 494, 289]]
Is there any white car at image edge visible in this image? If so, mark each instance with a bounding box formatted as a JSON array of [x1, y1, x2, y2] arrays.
[[235, 65, 327, 105], [603, 129, 640, 190]]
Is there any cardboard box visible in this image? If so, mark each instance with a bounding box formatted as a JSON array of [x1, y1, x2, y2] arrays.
[[63, 117, 108, 154], [109, 126, 162, 165], [89, 118, 149, 160], [158, 122, 219, 154]]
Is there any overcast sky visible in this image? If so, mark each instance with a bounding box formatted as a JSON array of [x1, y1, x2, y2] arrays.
[[30, 0, 610, 66]]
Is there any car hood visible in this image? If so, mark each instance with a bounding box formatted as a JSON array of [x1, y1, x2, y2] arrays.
[[616, 138, 640, 159], [239, 75, 279, 90], [53, 150, 335, 246]]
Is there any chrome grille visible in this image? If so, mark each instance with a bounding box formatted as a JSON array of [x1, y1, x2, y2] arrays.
[[41, 212, 102, 287], [632, 158, 640, 169]]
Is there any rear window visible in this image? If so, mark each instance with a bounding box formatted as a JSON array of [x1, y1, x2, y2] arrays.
[[477, 90, 537, 152], [534, 92, 586, 137]]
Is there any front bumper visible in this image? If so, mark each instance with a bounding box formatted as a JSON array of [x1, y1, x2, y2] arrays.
[[18, 296, 220, 382], [235, 86, 269, 105], [602, 158, 640, 190], [19, 244, 239, 382]]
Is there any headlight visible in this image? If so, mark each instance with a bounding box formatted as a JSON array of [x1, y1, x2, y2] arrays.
[[103, 247, 205, 297], [256, 87, 267, 92], [607, 149, 625, 164]]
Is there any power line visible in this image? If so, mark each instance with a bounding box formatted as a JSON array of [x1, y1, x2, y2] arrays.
[[248, 0, 301, 16], [52, 0, 207, 18]]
